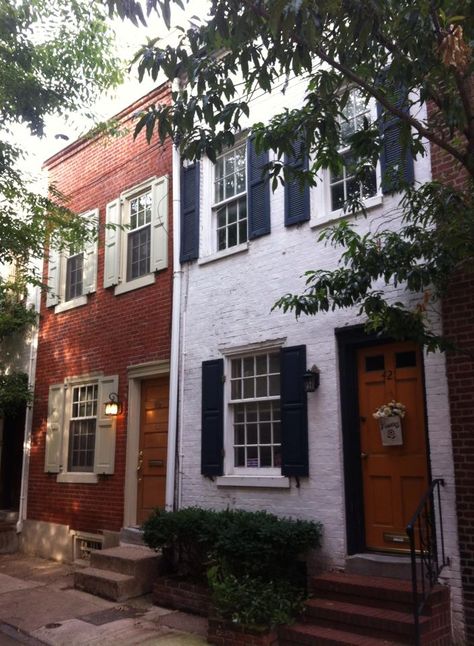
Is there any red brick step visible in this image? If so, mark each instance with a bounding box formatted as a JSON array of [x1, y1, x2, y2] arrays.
[[279, 621, 405, 645]]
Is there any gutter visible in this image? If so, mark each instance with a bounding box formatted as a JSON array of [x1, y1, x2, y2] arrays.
[[17, 285, 40, 533], [165, 143, 183, 511]]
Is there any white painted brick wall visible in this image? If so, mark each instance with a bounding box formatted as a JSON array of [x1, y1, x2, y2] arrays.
[[175, 85, 464, 637]]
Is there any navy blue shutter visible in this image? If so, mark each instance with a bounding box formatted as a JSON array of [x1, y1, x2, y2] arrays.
[[247, 137, 270, 239], [280, 345, 309, 477], [201, 359, 224, 476], [180, 162, 200, 262], [377, 87, 414, 194], [284, 141, 310, 226]]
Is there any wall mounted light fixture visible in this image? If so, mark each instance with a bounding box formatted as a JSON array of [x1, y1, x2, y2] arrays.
[[104, 392, 122, 416], [303, 365, 320, 393]]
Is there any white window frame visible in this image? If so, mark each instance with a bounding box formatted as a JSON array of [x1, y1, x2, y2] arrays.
[[107, 175, 168, 296], [48, 208, 99, 314], [311, 92, 382, 227], [223, 349, 282, 478], [57, 376, 101, 484]]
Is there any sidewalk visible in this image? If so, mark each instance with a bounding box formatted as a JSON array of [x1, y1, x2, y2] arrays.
[[0, 553, 208, 645]]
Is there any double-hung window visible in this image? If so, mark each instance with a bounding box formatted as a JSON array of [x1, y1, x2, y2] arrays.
[[214, 143, 247, 252], [229, 352, 281, 473], [104, 176, 168, 294], [68, 384, 98, 472], [327, 90, 380, 214], [45, 375, 118, 483], [46, 209, 98, 313]]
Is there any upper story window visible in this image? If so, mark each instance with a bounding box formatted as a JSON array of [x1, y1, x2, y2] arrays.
[[328, 90, 379, 214], [213, 143, 247, 251], [326, 90, 380, 213], [229, 351, 281, 473], [46, 209, 98, 313], [126, 190, 152, 281], [104, 175, 169, 295]]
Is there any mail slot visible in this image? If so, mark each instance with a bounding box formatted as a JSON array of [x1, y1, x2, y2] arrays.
[[149, 459, 164, 467]]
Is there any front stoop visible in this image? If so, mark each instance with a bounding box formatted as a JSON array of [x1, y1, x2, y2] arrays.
[[74, 545, 161, 602], [279, 572, 452, 646]]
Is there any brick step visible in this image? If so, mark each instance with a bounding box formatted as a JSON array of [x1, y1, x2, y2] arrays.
[[304, 597, 430, 642], [90, 545, 160, 578], [311, 572, 419, 610], [74, 566, 143, 601], [279, 622, 404, 645]]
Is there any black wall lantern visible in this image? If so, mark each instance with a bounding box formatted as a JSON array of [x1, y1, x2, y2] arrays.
[[303, 365, 320, 392], [104, 392, 122, 416]]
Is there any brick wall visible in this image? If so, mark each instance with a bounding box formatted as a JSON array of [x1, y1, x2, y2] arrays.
[[27, 84, 173, 534], [432, 132, 474, 640]]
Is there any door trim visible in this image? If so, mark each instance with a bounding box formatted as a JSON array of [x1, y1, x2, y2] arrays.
[[123, 362, 170, 528], [335, 325, 431, 555]]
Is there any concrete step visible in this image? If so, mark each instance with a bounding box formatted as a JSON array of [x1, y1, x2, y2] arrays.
[[346, 553, 415, 581], [279, 622, 404, 645], [0, 524, 18, 554], [0, 510, 18, 524], [74, 567, 141, 602], [90, 545, 160, 580], [119, 526, 145, 546], [304, 597, 429, 643]]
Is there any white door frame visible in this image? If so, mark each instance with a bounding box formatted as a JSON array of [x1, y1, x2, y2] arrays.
[[123, 360, 170, 528]]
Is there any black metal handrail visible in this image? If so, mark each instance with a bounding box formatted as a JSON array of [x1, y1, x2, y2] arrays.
[[406, 478, 449, 646]]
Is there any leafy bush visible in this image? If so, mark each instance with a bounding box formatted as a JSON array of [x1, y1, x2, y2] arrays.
[[208, 568, 305, 629], [143, 506, 323, 626]]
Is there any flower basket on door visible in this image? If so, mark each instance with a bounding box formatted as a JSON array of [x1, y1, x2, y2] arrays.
[[373, 401, 406, 446]]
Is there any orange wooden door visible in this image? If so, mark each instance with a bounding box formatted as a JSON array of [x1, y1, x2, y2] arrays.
[[357, 342, 428, 551], [137, 377, 169, 525]]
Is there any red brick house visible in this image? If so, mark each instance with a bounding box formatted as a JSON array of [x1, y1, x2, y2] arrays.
[[20, 84, 174, 560]]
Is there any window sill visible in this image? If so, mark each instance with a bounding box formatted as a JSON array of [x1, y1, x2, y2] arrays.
[[114, 273, 155, 295], [54, 295, 88, 314], [198, 242, 249, 266], [57, 472, 98, 484], [216, 475, 290, 488], [310, 194, 383, 230]]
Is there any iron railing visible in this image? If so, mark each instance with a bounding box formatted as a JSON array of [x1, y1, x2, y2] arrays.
[[406, 478, 449, 646]]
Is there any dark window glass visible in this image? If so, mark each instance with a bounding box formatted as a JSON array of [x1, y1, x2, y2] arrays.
[[127, 225, 151, 280], [396, 351, 417, 368], [68, 419, 96, 472], [65, 253, 83, 301], [365, 355, 385, 372]]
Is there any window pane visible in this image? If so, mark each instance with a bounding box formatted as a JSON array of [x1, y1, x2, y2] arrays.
[[243, 378, 254, 398], [218, 228, 226, 251], [231, 359, 241, 378], [260, 423, 271, 444], [235, 425, 245, 445], [269, 375, 280, 396], [215, 179, 224, 203], [256, 355, 267, 375], [259, 405, 271, 421], [225, 155, 235, 176], [269, 353, 279, 374], [65, 253, 84, 302], [236, 170, 245, 193], [256, 376, 267, 397], [127, 226, 151, 281], [247, 424, 257, 445], [235, 447, 245, 467], [228, 223, 237, 247], [228, 202, 237, 224], [234, 405, 245, 423], [243, 357, 254, 377], [246, 403, 257, 422], [231, 380, 241, 399], [239, 220, 247, 244], [331, 182, 345, 210], [247, 446, 258, 467], [260, 446, 272, 467], [273, 422, 281, 444]]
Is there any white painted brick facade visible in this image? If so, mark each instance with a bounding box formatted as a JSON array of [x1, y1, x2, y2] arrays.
[[175, 86, 465, 637]]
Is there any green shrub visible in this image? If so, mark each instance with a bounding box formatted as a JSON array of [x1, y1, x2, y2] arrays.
[[208, 567, 305, 629], [142, 507, 221, 580]]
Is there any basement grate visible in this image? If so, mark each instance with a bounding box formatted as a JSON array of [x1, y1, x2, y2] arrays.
[[73, 531, 103, 563]]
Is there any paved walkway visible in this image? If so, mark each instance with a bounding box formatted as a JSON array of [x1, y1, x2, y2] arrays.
[[0, 554, 208, 645]]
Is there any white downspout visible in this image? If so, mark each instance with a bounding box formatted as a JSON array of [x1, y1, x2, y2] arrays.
[[16, 285, 40, 533], [165, 144, 183, 511]]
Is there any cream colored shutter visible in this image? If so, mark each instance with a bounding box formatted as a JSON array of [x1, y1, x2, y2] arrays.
[[94, 375, 118, 475], [44, 383, 65, 473], [104, 199, 121, 288], [46, 249, 60, 307], [151, 176, 168, 272], [83, 208, 99, 294]]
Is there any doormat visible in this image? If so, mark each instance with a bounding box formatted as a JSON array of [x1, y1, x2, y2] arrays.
[[80, 605, 144, 626]]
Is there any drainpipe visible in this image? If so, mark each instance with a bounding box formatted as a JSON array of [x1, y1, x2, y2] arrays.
[[165, 143, 183, 511], [16, 285, 40, 533]]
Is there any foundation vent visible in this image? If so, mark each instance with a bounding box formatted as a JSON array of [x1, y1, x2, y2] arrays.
[[73, 531, 103, 564]]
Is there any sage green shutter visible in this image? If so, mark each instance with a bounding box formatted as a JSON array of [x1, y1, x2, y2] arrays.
[[44, 383, 65, 473], [94, 375, 118, 475], [46, 249, 60, 307], [83, 208, 99, 294], [104, 199, 121, 288], [151, 176, 169, 272]]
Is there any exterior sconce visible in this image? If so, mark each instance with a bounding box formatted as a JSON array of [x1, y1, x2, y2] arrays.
[[303, 365, 320, 393], [104, 392, 122, 416]]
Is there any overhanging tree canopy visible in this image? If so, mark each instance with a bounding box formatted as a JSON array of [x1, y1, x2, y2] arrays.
[[110, 0, 474, 352]]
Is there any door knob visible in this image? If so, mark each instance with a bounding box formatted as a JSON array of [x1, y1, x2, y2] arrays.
[[361, 452, 368, 459]]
